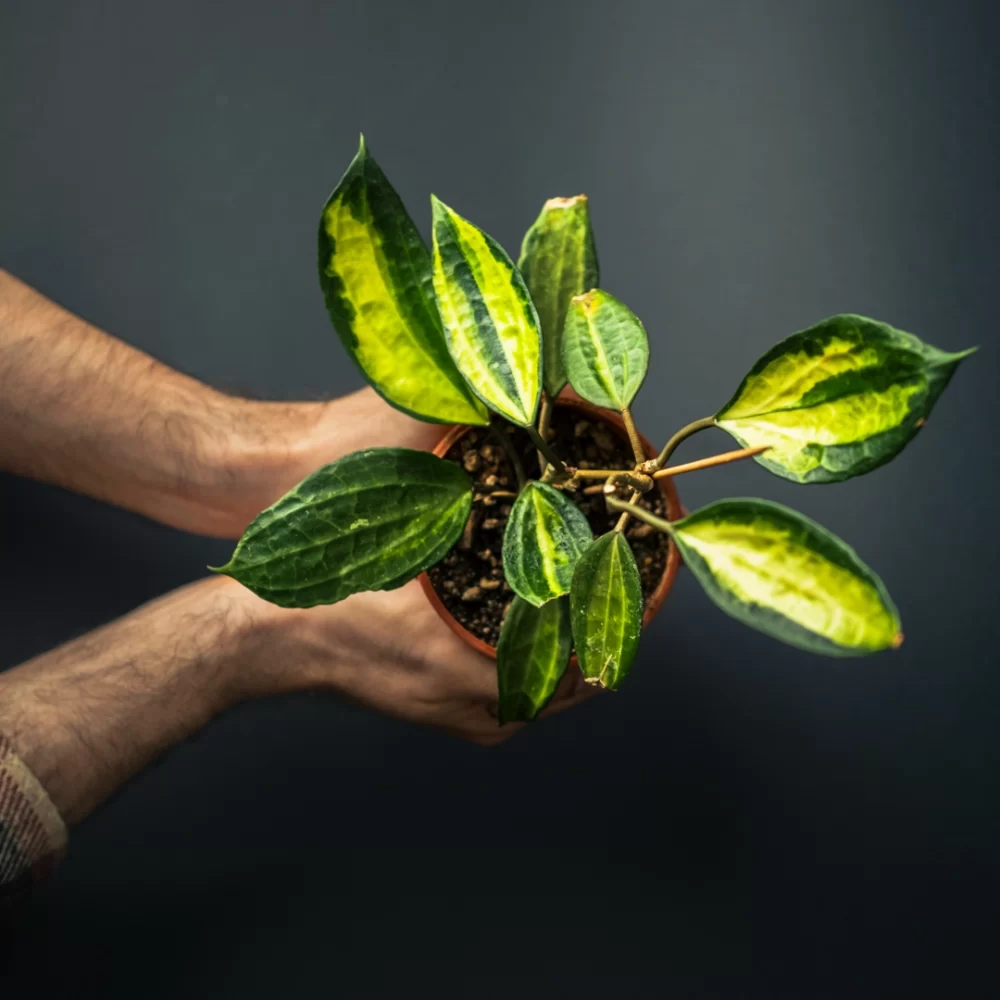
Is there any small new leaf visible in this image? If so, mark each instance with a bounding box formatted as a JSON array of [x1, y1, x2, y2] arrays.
[[715, 314, 974, 483], [215, 449, 472, 608], [431, 196, 542, 427], [563, 289, 649, 411], [518, 195, 599, 398], [569, 531, 643, 690], [318, 138, 488, 426], [502, 482, 594, 607], [496, 596, 573, 724], [672, 498, 902, 656]]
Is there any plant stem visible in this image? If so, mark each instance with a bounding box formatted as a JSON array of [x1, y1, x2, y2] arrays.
[[526, 424, 566, 475], [573, 466, 638, 479], [607, 496, 676, 535], [614, 489, 641, 532], [650, 416, 716, 470], [653, 444, 770, 479], [489, 421, 527, 490], [535, 392, 553, 476], [620, 406, 645, 465]]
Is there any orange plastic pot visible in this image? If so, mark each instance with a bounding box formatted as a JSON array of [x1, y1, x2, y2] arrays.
[[417, 397, 682, 659]]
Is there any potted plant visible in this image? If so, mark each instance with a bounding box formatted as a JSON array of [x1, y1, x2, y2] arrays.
[[216, 137, 974, 724]]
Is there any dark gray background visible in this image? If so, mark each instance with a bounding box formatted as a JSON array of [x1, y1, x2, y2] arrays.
[[2, 0, 997, 995]]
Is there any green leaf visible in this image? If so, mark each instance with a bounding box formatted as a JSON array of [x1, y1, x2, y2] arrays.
[[430, 196, 542, 427], [502, 482, 594, 607], [671, 498, 902, 656], [518, 195, 599, 398], [496, 596, 573, 724], [318, 138, 488, 426], [569, 531, 643, 690], [715, 314, 975, 483], [215, 448, 472, 608], [563, 289, 650, 411]]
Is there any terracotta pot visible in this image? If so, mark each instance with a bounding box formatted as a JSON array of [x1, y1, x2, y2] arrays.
[[418, 397, 683, 659]]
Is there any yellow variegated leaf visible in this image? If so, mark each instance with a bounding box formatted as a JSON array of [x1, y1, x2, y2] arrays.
[[318, 138, 488, 426], [431, 197, 541, 427], [502, 482, 594, 607], [518, 195, 599, 398], [563, 289, 649, 411], [671, 498, 902, 656], [715, 315, 974, 483]]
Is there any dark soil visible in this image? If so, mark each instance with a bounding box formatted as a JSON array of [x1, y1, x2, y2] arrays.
[[426, 406, 671, 647]]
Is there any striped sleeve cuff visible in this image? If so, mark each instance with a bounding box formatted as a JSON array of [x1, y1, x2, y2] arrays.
[[0, 731, 67, 905]]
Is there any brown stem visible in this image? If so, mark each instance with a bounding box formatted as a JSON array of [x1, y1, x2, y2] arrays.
[[653, 445, 770, 479], [572, 467, 636, 479], [620, 406, 645, 465]]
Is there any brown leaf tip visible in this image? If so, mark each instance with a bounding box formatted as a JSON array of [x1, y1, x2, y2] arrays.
[[891, 632, 904, 649], [544, 194, 588, 209], [571, 288, 600, 311]]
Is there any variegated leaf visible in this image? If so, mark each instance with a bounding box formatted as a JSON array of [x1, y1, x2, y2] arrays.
[[672, 498, 901, 656], [318, 138, 488, 426], [431, 196, 542, 427], [214, 449, 472, 608], [563, 289, 649, 411], [502, 482, 594, 607], [715, 314, 974, 483], [496, 596, 573, 724], [518, 195, 599, 398], [569, 531, 643, 690]]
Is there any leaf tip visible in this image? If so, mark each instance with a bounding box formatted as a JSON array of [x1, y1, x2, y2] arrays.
[[207, 562, 233, 578], [544, 194, 588, 210], [891, 632, 904, 650], [357, 133, 368, 155]]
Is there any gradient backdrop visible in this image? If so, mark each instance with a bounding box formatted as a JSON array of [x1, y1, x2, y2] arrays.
[[2, 1, 998, 995]]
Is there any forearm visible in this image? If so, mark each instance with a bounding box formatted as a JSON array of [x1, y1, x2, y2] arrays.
[[0, 269, 332, 535], [0, 576, 276, 824]]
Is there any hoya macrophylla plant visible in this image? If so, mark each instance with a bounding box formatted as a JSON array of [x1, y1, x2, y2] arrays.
[[219, 137, 975, 724]]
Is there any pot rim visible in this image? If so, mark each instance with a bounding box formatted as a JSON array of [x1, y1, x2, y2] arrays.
[[418, 396, 683, 660]]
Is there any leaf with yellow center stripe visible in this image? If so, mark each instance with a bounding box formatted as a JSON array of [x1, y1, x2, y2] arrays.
[[502, 482, 594, 607], [715, 314, 975, 483], [518, 195, 599, 398], [318, 138, 488, 426], [657, 498, 901, 656], [431, 197, 542, 427], [569, 531, 644, 690], [563, 289, 649, 411], [496, 596, 573, 724]]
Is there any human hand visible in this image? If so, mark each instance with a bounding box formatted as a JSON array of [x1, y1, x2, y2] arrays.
[[236, 578, 596, 745]]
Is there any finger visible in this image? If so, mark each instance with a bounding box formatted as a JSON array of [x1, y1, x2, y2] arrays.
[[537, 663, 600, 720]]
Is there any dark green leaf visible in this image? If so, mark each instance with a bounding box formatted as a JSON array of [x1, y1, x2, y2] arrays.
[[215, 448, 472, 608], [502, 482, 594, 607], [569, 531, 643, 690], [496, 596, 573, 724]]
